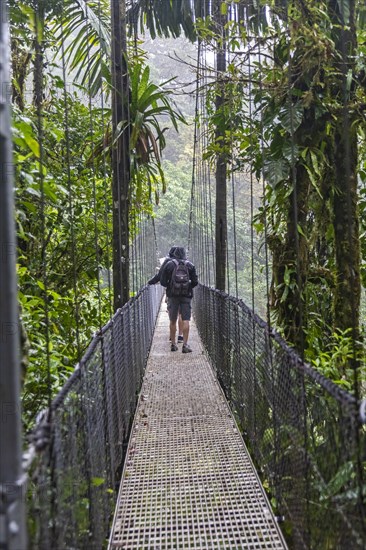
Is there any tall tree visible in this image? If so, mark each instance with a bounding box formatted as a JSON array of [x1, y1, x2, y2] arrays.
[[248, 0, 364, 354], [329, 0, 361, 335], [213, 0, 228, 291], [111, 0, 130, 309]]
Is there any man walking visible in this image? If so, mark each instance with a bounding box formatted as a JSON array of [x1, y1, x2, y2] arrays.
[[147, 246, 184, 342], [160, 246, 198, 353]]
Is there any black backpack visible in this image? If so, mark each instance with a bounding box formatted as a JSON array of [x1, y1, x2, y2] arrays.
[[170, 259, 191, 297]]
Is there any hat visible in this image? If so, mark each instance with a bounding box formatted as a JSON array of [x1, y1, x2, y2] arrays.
[[173, 246, 186, 260]]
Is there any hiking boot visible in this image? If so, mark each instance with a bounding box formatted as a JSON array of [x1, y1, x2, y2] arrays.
[[182, 344, 192, 354], [171, 343, 178, 352], [178, 335, 184, 343]]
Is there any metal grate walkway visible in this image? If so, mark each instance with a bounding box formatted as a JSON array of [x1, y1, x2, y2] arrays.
[[109, 300, 288, 549]]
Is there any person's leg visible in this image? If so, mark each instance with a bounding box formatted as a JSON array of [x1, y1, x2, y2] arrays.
[[182, 319, 190, 344], [167, 297, 179, 351], [166, 296, 170, 340], [180, 298, 192, 353], [170, 320, 177, 346], [178, 311, 184, 342]]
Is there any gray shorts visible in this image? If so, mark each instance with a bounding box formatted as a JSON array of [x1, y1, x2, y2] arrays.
[[167, 297, 192, 322]]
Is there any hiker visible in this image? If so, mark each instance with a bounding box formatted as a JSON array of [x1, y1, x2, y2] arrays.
[[147, 246, 184, 342], [160, 246, 198, 353], [147, 246, 176, 286]]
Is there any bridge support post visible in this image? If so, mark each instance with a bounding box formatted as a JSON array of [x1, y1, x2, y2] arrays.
[[0, 2, 27, 549], [110, 0, 130, 310]]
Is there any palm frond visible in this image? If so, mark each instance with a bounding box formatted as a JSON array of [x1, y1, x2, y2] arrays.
[[126, 0, 196, 41], [51, 0, 111, 94]]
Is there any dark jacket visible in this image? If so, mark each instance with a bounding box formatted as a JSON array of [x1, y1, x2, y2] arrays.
[[160, 259, 198, 298], [148, 257, 170, 285]]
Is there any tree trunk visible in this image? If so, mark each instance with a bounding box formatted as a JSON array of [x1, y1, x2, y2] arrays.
[[333, 126, 360, 332], [329, 0, 360, 335], [213, 0, 227, 291], [271, 102, 316, 351], [110, 0, 130, 311], [281, 164, 309, 350]]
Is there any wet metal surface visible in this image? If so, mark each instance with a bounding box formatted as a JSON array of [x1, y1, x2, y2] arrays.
[[109, 300, 287, 549]]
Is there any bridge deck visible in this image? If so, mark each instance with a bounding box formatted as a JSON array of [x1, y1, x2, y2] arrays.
[[109, 300, 287, 549]]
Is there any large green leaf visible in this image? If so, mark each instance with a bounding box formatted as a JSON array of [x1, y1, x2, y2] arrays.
[[263, 157, 289, 187], [278, 104, 304, 133], [51, 0, 111, 94], [127, 0, 196, 41], [320, 461, 355, 500]]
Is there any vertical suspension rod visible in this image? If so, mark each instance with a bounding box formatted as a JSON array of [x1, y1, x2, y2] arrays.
[[0, 2, 26, 548]]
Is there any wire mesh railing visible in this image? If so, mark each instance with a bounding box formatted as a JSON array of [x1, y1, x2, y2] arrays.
[[24, 284, 163, 550], [193, 284, 366, 549]]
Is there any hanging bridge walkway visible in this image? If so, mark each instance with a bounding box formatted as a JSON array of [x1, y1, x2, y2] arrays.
[[109, 300, 286, 549], [24, 284, 366, 550]]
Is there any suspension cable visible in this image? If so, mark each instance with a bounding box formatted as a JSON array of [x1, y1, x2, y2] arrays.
[[257, 19, 272, 332], [187, 41, 200, 261], [256, 2, 281, 514], [60, 0, 81, 359], [287, 5, 304, 357], [247, 40, 258, 446], [85, 0, 102, 328], [34, 0, 52, 411], [248, 52, 256, 316], [228, 42, 238, 298], [285, 0, 310, 532], [98, 0, 113, 318]]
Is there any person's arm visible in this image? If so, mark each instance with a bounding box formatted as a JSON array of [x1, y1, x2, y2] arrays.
[[148, 257, 169, 285], [148, 272, 160, 285], [189, 264, 198, 288]]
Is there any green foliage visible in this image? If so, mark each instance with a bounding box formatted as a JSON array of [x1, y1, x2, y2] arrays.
[[190, 0, 366, 371], [126, 0, 196, 41], [12, 86, 113, 428], [48, 0, 188, 208], [305, 326, 365, 391], [9, 0, 189, 429], [51, 0, 111, 95], [126, 60, 187, 207], [153, 157, 193, 254], [11, 0, 366, 428], [360, 142, 366, 293]]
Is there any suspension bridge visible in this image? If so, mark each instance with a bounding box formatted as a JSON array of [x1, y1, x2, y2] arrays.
[[1, 1, 366, 549], [18, 282, 365, 550]]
